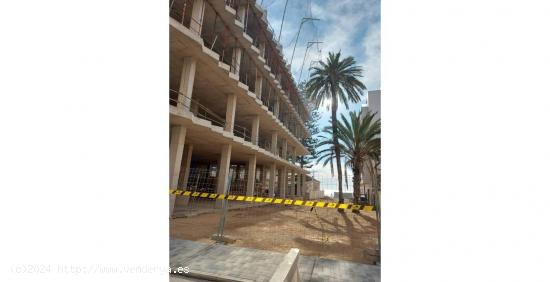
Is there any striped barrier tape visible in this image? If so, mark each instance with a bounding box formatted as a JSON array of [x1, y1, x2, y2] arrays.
[[169, 189, 374, 212]]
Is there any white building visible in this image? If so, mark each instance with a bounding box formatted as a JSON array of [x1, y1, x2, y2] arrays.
[[360, 90, 381, 196]]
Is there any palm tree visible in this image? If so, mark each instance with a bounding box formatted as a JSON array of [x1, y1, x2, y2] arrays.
[[316, 111, 380, 204], [337, 111, 380, 204], [305, 51, 366, 204]]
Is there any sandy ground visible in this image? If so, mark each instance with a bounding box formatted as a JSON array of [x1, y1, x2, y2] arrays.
[[170, 205, 379, 264]]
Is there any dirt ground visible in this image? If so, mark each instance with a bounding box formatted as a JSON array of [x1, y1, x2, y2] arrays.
[[170, 205, 379, 264]]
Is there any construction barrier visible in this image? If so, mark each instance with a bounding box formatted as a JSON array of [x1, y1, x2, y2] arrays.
[[169, 189, 374, 212]]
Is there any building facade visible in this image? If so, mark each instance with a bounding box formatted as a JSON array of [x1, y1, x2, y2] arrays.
[[360, 90, 381, 196], [365, 90, 380, 121], [169, 0, 311, 214]]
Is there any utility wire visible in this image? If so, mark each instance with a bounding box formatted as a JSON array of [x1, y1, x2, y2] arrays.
[[277, 0, 289, 42]]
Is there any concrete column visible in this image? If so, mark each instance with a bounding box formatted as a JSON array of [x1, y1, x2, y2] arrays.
[[179, 144, 194, 190], [237, 5, 247, 24], [292, 148, 297, 164], [224, 93, 237, 132], [259, 42, 266, 58], [271, 131, 278, 155], [190, 0, 205, 34], [282, 139, 288, 160], [297, 173, 303, 197], [232, 47, 243, 74], [261, 165, 267, 192], [170, 126, 187, 189], [274, 96, 280, 117], [268, 163, 276, 197], [246, 155, 257, 196], [254, 71, 263, 98], [169, 125, 186, 216], [251, 115, 260, 145], [216, 144, 232, 195], [276, 168, 282, 196], [178, 57, 197, 110], [280, 166, 287, 198], [289, 170, 295, 197], [177, 144, 193, 206], [190, 98, 199, 115]]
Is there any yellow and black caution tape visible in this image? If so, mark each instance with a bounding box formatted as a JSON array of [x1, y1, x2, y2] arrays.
[[169, 189, 374, 212]]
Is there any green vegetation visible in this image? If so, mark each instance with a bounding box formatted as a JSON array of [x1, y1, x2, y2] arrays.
[[305, 51, 366, 204], [297, 82, 321, 169], [316, 111, 380, 204]]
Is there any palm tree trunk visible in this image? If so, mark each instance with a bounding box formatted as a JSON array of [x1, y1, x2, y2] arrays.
[[352, 165, 361, 204], [330, 90, 344, 204], [365, 159, 375, 205]]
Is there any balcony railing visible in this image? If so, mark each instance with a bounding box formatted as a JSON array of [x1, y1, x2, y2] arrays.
[[170, 89, 250, 142], [170, 89, 225, 128], [169, 0, 203, 36], [257, 137, 272, 152], [170, 0, 304, 142]]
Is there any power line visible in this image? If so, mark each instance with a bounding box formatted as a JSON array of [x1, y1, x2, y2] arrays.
[[277, 0, 289, 42], [289, 17, 320, 68]]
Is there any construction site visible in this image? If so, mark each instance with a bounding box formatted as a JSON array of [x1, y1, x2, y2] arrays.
[[169, 0, 380, 281]]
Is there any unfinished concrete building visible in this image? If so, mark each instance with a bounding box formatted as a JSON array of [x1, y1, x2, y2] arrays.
[[169, 0, 311, 214]]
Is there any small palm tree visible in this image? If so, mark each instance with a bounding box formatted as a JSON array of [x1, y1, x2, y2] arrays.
[[316, 111, 380, 204], [337, 111, 380, 204], [306, 52, 366, 204]]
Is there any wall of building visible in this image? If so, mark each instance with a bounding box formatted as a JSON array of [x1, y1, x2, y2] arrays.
[[169, 0, 312, 215], [360, 90, 381, 194], [367, 90, 381, 120]]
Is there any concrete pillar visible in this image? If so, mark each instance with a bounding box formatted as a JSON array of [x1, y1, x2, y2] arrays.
[[255, 71, 263, 98], [190, 0, 205, 34], [268, 163, 276, 197], [169, 125, 186, 216], [292, 148, 297, 164], [280, 166, 287, 198], [177, 144, 193, 206], [297, 173, 303, 197], [246, 155, 257, 196], [179, 144, 194, 190], [271, 131, 278, 155], [276, 168, 282, 196], [237, 5, 247, 24], [274, 96, 280, 117], [259, 42, 266, 58], [261, 165, 267, 192], [216, 144, 232, 195], [170, 126, 187, 189], [190, 98, 199, 115], [232, 47, 243, 74], [178, 57, 197, 110], [224, 93, 237, 132], [289, 170, 295, 197], [282, 139, 288, 160], [251, 115, 260, 145]]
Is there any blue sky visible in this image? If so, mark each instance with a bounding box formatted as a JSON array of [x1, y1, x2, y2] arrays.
[[259, 0, 381, 194]]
